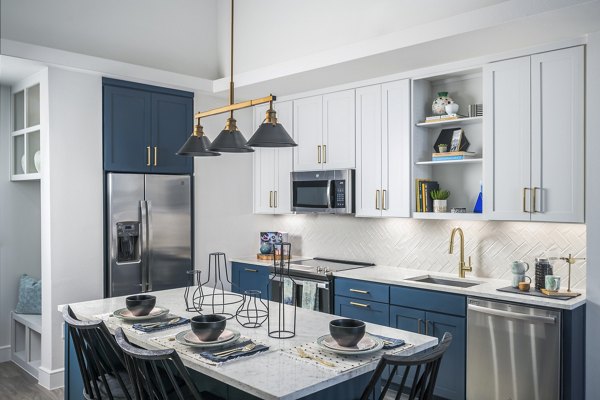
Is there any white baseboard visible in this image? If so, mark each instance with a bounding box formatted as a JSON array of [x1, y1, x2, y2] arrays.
[[38, 366, 64, 390], [0, 345, 10, 362]]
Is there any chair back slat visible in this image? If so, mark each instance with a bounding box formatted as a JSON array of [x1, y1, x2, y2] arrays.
[[360, 332, 453, 400], [62, 305, 132, 400], [114, 327, 204, 400]]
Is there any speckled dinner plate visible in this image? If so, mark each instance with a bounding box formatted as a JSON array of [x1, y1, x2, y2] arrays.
[[317, 334, 384, 355], [175, 329, 241, 348], [112, 306, 170, 321]]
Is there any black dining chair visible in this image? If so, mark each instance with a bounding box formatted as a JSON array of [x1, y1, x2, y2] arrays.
[[62, 305, 133, 400], [360, 332, 453, 400], [113, 327, 223, 400]]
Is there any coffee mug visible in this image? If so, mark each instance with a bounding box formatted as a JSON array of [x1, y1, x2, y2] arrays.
[[518, 281, 531, 291], [511, 260, 530, 274], [512, 274, 531, 288], [545, 275, 561, 291]]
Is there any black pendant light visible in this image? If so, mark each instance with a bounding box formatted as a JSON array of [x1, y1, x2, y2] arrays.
[[177, 120, 221, 156], [209, 115, 254, 153], [247, 105, 297, 147]]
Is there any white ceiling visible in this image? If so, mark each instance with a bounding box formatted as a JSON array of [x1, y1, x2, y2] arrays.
[[0, 0, 220, 79]]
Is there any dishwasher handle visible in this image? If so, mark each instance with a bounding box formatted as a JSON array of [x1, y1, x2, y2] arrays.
[[468, 304, 557, 324]]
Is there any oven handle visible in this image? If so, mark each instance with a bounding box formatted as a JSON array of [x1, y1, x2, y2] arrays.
[[268, 274, 329, 290]]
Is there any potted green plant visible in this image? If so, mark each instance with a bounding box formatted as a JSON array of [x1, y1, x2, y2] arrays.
[[430, 189, 451, 212], [438, 144, 448, 153]]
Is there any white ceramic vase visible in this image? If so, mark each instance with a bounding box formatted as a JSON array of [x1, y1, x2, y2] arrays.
[[445, 103, 459, 114], [432, 92, 454, 115], [20, 154, 26, 174], [433, 199, 448, 213], [34, 151, 41, 172]]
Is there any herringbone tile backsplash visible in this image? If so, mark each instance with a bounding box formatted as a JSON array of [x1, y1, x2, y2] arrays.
[[265, 215, 587, 289]]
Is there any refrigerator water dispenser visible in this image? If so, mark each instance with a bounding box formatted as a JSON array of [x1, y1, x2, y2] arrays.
[[116, 221, 140, 263]]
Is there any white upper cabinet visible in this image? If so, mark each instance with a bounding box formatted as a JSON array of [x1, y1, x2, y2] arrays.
[[483, 57, 532, 221], [323, 90, 356, 169], [356, 80, 410, 218], [293, 96, 323, 171], [293, 90, 355, 171], [484, 46, 584, 223], [381, 80, 411, 218], [253, 101, 294, 214]]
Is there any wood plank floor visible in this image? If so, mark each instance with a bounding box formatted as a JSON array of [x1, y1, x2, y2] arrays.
[[0, 362, 64, 400]]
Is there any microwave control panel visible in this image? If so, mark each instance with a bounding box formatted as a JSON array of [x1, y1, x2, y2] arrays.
[[334, 180, 346, 208]]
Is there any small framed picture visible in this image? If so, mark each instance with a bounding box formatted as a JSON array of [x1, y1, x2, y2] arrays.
[[449, 129, 463, 152]]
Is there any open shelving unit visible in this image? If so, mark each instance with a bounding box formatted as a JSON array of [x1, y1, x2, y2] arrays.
[[411, 68, 484, 220], [11, 312, 42, 379], [11, 79, 42, 181]]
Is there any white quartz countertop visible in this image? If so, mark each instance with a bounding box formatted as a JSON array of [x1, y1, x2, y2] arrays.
[[61, 288, 437, 400], [231, 257, 586, 310]]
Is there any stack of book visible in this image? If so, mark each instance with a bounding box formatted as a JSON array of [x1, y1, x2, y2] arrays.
[[415, 179, 439, 212], [423, 114, 461, 123], [431, 151, 477, 161]]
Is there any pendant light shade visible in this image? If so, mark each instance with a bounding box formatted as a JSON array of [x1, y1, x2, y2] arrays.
[[209, 116, 254, 153], [247, 108, 297, 147], [177, 122, 221, 156]]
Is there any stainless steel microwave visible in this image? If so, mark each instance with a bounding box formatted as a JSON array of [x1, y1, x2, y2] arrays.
[[291, 169, 354, 214]]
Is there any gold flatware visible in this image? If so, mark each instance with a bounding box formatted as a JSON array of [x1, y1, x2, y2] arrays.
[[213, 343, 257, 357], [296, 348, 336, 367], [139, 318, 180, 329]]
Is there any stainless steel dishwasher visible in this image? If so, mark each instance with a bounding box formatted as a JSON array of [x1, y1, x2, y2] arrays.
[[467, 298, 561, 400]]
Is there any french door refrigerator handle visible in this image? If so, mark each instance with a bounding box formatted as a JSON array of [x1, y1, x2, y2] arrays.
[[140, 200, 148, 292], [145, 200, 153, 292], [468, 304, 556, 324]]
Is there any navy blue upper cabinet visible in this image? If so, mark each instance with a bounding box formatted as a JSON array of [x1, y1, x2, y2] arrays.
[[103, 78, 193, 174]]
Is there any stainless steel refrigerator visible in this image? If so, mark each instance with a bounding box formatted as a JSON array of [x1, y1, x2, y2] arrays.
[[105, 173, 192, 297]]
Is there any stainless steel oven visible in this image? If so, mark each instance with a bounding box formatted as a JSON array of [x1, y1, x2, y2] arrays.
[[291, 169, 354, 214]]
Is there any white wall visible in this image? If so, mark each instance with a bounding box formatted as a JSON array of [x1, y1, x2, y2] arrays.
[[215, 0, 505, 75], [39, 67, 103, 388], [0, 85, 42, 362], [585, 31, 600, 399]]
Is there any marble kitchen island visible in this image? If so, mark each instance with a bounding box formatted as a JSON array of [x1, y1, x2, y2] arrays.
[[61, 288, 438, 400]]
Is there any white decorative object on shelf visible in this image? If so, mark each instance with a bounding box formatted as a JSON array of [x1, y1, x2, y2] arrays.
[[445, 103, 459, 114], [21, 154, 26, 174], [431, 92, 453, 115], [433, 199, 448, 213], [34, 151, 40, 172]]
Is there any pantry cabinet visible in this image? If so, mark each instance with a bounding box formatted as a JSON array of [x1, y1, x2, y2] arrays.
[[253, 101, 293, 214], [293, 90, 355, 171], [483, 46, 584, 223], [356, 80, 410, 217]]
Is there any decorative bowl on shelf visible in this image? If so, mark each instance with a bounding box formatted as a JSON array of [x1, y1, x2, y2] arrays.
[[125, 295, 156, 316], [329, 318, 366, 347], [445, 103, 459, 114], [191, 314, 227, 341]]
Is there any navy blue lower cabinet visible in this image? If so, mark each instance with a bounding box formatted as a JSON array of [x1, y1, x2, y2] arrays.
[[425, 310, 466, 400], [231, 262, 269, 299], [64, 323, 84, 400], [334, 295, 389, 326], [389, 305, 426, 334]]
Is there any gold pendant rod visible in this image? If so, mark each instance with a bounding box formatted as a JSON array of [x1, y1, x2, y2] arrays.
[[195, 95, 276, 119]]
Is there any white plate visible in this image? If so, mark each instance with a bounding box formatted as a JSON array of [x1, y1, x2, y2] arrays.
[[113, 306, 170, 321], [317, 334, 384, 355], [175, 329, 241, 348]]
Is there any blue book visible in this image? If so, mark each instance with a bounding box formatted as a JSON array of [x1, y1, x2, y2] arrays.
[[432, 155, 465, 161]]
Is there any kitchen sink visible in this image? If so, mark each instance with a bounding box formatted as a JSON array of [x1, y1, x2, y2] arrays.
[[407, 275, 482, 288]]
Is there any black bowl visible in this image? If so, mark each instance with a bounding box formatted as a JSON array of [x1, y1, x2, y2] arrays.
[[329, 319, 366, 347], [125, 295, 156, 317], [191, 315, 227, 341]]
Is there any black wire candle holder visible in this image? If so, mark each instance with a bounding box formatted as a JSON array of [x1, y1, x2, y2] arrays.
[[183, 270, 204, 313], [268, 242, 297, 339], [200, 252, 243, 320], [235, 290, 268, 328]]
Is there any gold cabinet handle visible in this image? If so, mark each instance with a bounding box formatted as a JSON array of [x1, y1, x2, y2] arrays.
[[274, 190, 278, 208], [349, 288, 369, 294], [269, 191, 273, 208], [382, 189, 387, 210], [375, 190, 380, 210], [147, 146, 151, 166], [323, 144, 327, 163], [425, 320, 429, 335], [533, 187, 540, 213], [417, 318, 423, 334], [244, 268, 258, 272], [153, 146, 158, 166], [350, 301, 369, 308], [317, 145, 322, 164]]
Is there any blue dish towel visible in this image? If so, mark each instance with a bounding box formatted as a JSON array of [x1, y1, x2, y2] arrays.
[[369, 333, 406, 349], [132, 317, 189, 333], [200, 340, 269, 362]]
